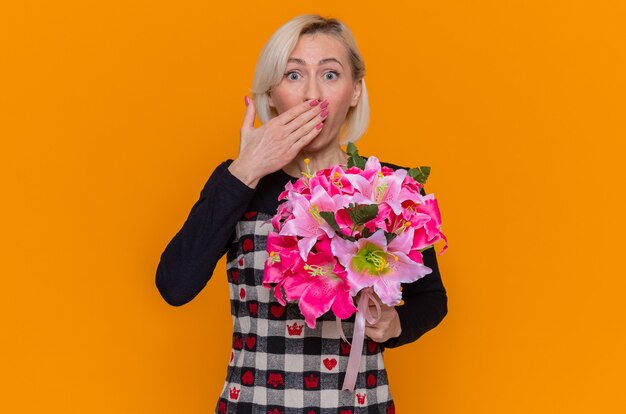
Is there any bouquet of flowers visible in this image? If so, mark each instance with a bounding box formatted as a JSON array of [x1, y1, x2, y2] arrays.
[[263, 143, 447, 390]]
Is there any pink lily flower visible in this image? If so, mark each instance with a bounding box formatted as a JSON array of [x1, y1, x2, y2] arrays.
[[406, 194, 448, 254], [282, 237, 358, 329], [401, 173, 424, 194], [346, 156, 419, 216], [278, 178, 312, 202], [279, 186, 349, 261], [271, 200, 295, 231], [309, 165, 356, 196], [263, 232, 302, 305], [331, 229, 432, 306]]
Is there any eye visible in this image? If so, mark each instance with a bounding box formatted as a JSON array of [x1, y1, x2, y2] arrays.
[[324, 71, 339, 80], [285, 71, 301, 81]]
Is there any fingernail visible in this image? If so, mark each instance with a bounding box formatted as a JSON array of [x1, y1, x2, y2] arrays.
[[321, 109, 329, 118], [320, 100, 329, 109], [244, 96, 250, 106], [316, 122, 324, 130], [309, 99, 319, 107]]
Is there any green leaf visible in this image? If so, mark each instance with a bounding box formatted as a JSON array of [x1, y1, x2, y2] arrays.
[[346, 142, 367, 170], [407, 166, 431, 185], [319, 211, 341, 233], [319, 211, 356, 241], [361, 227, 373, 238], [345, 203, 379, 226]]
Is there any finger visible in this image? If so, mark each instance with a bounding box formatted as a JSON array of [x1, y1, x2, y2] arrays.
[[365, 326, 381, 341], [288, 108, 328, 142], [365, 317, 382, 328], [286, 102, 329, 136], [241, 96, 256, 130], [275, 99, 320, 126], [291, 120, 324, 152], [369, 305, 388, 317]]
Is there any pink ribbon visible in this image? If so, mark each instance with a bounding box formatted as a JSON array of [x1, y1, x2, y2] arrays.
[[339, 287, 382, 391]]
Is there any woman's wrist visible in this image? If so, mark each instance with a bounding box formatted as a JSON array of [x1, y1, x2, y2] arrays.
[[392, 309, 402, 338], [228, 158, 261, 189]]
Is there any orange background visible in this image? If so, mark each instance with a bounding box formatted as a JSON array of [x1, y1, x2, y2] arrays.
[[2, 1, 625, 412]]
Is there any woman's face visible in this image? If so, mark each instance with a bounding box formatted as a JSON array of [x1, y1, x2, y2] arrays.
[[268, 33, 362, 152]]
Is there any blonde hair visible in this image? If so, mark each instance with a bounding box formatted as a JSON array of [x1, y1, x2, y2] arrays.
[[251, 14, 369, 145]]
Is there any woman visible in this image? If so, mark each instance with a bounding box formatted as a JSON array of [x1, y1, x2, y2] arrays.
[[156, 14, 447, 413]]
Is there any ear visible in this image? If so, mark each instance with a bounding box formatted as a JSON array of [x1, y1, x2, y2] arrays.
[[350, 79, 363, 107], [267, 90, 275, 107]]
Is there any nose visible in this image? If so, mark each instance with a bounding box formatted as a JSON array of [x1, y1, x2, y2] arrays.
[[304, 77, 322, 102]]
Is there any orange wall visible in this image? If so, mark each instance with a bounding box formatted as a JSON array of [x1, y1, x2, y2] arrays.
[[2, 1, 625, 412]]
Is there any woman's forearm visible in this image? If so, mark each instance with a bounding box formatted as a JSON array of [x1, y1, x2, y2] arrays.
[[383, 246, 448, 348], [155, 160, 256, 306]]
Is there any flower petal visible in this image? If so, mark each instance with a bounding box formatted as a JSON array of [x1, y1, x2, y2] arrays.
[[331, 236, 358, 269], [373, 278, 403, 306], [298, 236, 318, 261], [298, 278, 337, 329], [331, 290, 358, 319]]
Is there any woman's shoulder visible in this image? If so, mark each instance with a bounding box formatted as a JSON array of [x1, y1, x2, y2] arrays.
[[379, 160, 409, 171], [375, 159, 428, 195]]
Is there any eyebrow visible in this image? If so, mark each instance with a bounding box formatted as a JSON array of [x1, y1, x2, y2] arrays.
[[287, 57, 344, 67]]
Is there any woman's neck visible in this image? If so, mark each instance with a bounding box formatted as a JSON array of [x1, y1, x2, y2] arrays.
[[282, 143, 348, 178]]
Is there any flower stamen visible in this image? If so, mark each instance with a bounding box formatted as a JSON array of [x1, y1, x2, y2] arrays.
[[302, 158, 314, 179], [365, 250, 388, 272], [309, 204, 325, 225], [304, 264, 327, 277], [375, 181, 389, 203], [268, 251, 281, 264], [332, 171, 343, 188]]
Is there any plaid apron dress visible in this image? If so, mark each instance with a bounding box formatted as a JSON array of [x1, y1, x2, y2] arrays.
[[214, 210, 396, 414]]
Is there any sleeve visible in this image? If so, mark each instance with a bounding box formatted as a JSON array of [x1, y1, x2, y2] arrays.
[[155, 159, 256, 306], [382, 184, 448, 348], [382, 245, 448, 348]]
